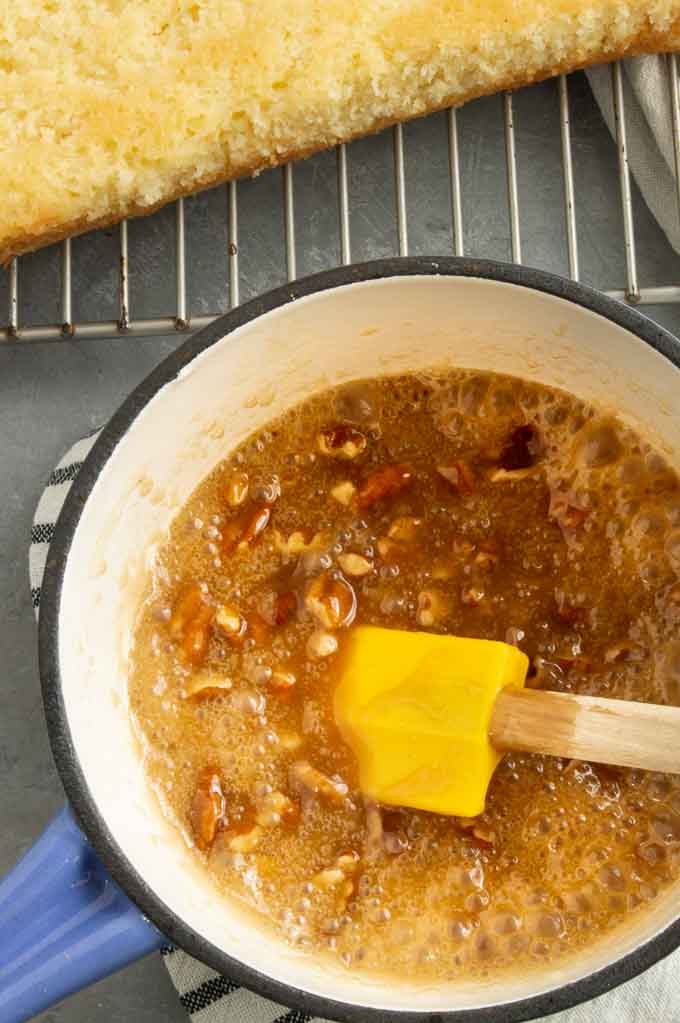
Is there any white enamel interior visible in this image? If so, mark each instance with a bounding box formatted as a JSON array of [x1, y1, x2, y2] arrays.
[[59, 275, 680, 1013]]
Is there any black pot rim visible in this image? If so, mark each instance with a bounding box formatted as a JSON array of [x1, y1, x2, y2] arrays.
[[38, 256, 680, 1023]]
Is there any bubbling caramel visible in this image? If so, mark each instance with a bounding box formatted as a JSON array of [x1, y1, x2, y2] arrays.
[[129, 370, 680, 980]]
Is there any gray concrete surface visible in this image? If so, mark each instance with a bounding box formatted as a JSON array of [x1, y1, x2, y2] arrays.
[[2, 72, 680, 1022]]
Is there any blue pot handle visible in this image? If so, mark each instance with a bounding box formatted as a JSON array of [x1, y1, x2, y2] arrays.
[[0, 805, 166, 1023]]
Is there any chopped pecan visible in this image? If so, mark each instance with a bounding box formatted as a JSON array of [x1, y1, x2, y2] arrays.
[[169, 583, 208, 640], [387, 516, 423, 542], [222, 503, 272, 554], [499, 424, 538, 471], [240, 503, 272, 546], [338, 552, 373, 577], [488, 466, 536, 483], [473, 825, 497, 848], [215, 603, 248, 646], [306, 629, 339, 659], [256, 586, 296, 628], [305, 571, 356, 629], [457, 816, 496, 848], [170, 584, 214, 665], [183, 672, 233, 700], [357, 463, 413, 509], [224, 470, 249, 507], [181, 611, 214, 665], [318, 424, 367, 460], [330, 480, 357, 506], [312, 850, 360, 893], [190, 767, 226, 851], [227, 826, 262, 853], [269, 669, 297, 692], [256, 790, 299, 828], [437, 460, 475, 495], [273, 528, 330, 558], [290, 761, 348, 805]]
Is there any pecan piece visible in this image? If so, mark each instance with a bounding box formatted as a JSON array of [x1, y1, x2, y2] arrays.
[[488, 466, 536, 483], [272, 527, 330, 558], [169, 584, 214, 666], [457, 816, 496, 848], [222, 502, 272, 554], [357, 463, 413, 509], [338, 553, 373, 577], [169, 583, 208, 640], [181, 610, 214, 665], [312, 850, 361, 892], [269, 669, 297, 692], [290, 761, 348, 805], [183, 672, 233, 700], [256, 790, 299, 828], [318, 424, 367, 460], [190, 767, 226, 851], [227, 826, 262, 853], [387, 516, 423, 542], [330, 480, 357, 506], [240, 503, 272, 545], [305, 571, 357, 629], [306, 629, 338, 659], [215, 603, 248, 646], [224, 470, 249, 507]]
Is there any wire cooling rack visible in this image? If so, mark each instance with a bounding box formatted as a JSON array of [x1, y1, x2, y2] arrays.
[[4, 57, 680, 343]]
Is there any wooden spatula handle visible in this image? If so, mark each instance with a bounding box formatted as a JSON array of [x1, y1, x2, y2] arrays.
[[489, 688, 680, 774]]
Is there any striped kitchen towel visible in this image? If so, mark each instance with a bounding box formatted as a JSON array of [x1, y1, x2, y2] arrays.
[[29, 432, 680, 1023]]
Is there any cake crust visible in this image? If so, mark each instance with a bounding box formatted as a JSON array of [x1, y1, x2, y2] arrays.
[[2, 10, 678, 265]]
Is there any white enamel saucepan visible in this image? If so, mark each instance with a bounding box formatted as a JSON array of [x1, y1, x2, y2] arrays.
[[3, 259, 680, 1022]]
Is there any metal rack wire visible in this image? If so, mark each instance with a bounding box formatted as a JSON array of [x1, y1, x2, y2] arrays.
[[3, 57, 680, 343]]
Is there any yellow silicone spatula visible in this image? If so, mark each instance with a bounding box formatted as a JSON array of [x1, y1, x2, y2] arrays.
[[334, 626, 680, 817]]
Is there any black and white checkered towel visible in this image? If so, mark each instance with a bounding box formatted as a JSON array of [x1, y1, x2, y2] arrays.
[[28, 433, 680, 1023]]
